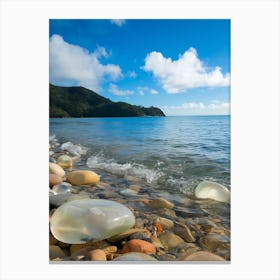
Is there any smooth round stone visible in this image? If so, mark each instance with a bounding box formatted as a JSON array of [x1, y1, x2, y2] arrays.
[[120, 188, 138, 196], [50, 199, 135, 244], [148, 198, 174, 209], [57, 155, 73, 169], [112, 252, 157, 261], [156, 217, 174, 229], [49, 162, 65, 178], [121, 239, 156, 254], [88, 249, 107, 261], [182, 251, 225, 261], [49, 174, 63, 187], [158, 231, 185, 250], [52, 182, 72, 195], [49, 245, 66, 260], [199, 234, 230, 252], [173, 223, 195, 243], [195, 181, 230, 203], [67, 170, 100, 185]]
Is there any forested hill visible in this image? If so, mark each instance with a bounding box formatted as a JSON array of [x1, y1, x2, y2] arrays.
[[49, 84, 165, 118]]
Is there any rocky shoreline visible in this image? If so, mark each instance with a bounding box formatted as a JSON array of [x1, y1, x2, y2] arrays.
[[49, 137, 230, 262]]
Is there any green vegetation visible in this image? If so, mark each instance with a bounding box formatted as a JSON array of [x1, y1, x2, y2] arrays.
[[49, 84, 165, 118]]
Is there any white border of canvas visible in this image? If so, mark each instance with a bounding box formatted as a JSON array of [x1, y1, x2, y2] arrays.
[[0, 0, 279, 279]]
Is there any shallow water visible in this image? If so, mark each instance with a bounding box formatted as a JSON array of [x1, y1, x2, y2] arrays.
[[50, 115, 230, 196]]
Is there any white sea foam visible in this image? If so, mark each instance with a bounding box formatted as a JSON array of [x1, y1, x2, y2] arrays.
[[86, 155, 162, 183], [61, 142, 87, 157], [49, 134, 58, 144]]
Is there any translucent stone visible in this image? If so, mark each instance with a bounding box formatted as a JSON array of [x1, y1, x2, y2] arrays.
[[195, 181, 230, 203], [52, 182, 72, 195], [50, 199, 135, 244]]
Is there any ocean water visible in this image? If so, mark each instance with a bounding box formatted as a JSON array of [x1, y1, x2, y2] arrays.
[[49, 115, 230, 196]]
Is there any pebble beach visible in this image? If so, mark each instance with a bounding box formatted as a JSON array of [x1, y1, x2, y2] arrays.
[[49, 136, 231, 262]]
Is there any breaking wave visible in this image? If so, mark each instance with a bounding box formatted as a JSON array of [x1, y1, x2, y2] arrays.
[[86, 155, 163, 184]]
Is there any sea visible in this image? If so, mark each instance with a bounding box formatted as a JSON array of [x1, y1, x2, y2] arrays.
[[49, 115, 230, 197]]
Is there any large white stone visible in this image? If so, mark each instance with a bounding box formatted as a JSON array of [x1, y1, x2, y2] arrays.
[[194, 181, 230, 203], [50, 199, 135, 244]]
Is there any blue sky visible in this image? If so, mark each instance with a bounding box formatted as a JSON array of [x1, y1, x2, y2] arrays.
[[49, 19, 230, 115]]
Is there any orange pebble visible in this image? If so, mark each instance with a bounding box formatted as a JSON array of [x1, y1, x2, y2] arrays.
[[154, 223, 164, 235], [121, 239, 156, 254]]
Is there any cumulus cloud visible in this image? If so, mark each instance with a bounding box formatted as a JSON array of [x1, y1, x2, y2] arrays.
[[137, 86, 158, 96], [49, 34, 122, 91], [161, 101, 230, 115], [110, 19, 126, 27], [143, 47, 229, 93], [109, 84, 134, 96]]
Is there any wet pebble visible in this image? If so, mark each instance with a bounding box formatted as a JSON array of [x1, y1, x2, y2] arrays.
[[57, 155, 73, 169], [107, 228, 147, 243], [199, 233, 230, 252], [121, 239, 156, 254], [120, 188, 138, 196], [128, 232, 152, 243], [88, 249, 107, 261], [181, 251, 225, 261], [50, 245, 66, 260], [148, 198, 174, 209], [158, 231, 185, 250], [173, 222, 195, 243], [49, 162, 65, 178], [112, 252, 157, 261], [49, 174, 63, 187], [158, 254, 177, 261], [67, 170, 100, 186], [156, 217, 174, 229]]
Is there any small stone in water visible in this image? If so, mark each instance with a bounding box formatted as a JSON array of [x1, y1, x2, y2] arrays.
[[50, 199, 135, 244], [57, 155, 73, 169], [195, 181, 230, 203], [67, 170, 100, 185], [52, 182, 72, 195], [156, 217, 174, 229], [120, 188, 138, 196], [148, 198, 174, 209]]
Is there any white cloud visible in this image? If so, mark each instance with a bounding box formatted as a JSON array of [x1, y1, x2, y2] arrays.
[[161, 101, 230, 116], [143, 47, 230, 93], [109, 84, 133, 96], [110, 19, 126, 27], [49, 34, 122, 91], [150, 89, 159, 95], [127, 71, 137, 78], [137, 86, 158, 96]]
